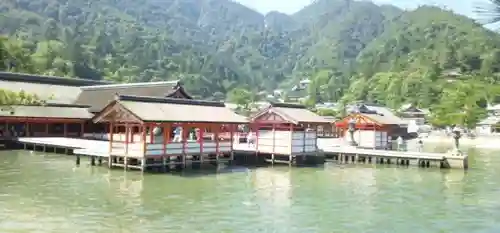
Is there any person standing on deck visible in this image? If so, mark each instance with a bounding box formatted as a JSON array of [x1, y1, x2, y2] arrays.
[[195, 128, 201, 142], [417, 137, 423, 152], [173, 126, 183, 142], [397, 136, 404, 151], [246, 131, 254, 147]]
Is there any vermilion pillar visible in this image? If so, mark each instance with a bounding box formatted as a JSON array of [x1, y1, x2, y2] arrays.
[[125, 124, 129, 154], [80, 122, 84, 138], [214, 125, 219, 155], [149, 124, 154, 143], [199, 126, 205, 154], [109, 122, 114, 154], [181, 124, 187, 155]]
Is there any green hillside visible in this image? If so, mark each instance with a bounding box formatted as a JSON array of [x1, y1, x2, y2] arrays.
[[1, 0, 500, 126]]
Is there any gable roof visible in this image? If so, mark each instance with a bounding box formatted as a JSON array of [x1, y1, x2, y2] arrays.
[[366, 105, 406, 125], [347, 103, 406, 125], [93, 95, 248, 124], [251, 102, 330, 124], [74, 80, 192, 112], [357, 113, 399, 125], [286, 88, 308, 99], [0, 103, 92, 120], [399, 103, 425, 114], [0, 71, 110, 104]]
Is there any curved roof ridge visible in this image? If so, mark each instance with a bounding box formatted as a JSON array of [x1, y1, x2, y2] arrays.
[[0, 71, 110, 86], [116, 94, 225, 107], [80, 80, 180, 90]]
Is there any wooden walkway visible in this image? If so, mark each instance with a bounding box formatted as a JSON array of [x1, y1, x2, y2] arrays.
[[10, 137, 467, 170], [322, 146, 468, 169], [17, 137, 109, 150], [232, 143, 325, 166], [14, 137, 230, 171]]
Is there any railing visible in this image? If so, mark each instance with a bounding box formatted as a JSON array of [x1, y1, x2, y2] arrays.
[[144, 142, 232, 156]]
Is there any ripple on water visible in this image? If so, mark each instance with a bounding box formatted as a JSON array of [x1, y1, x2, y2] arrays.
[[1, 149, 500, 232]]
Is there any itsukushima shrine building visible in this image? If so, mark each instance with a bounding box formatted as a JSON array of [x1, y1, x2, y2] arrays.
[[0, 72, 332, 170]]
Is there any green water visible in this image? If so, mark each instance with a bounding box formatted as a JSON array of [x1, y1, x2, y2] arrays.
[[0, 148, 499, 233]]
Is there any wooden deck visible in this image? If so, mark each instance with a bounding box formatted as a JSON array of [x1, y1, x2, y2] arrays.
[[232, 142, 325, 166], [18, 137, 108, 150], [322, 145, 468, 169], [10, 136, 467, 170], [14, 137, 231, 171]]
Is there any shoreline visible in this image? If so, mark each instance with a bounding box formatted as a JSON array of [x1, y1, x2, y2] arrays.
[[418, 135, 500, 150]]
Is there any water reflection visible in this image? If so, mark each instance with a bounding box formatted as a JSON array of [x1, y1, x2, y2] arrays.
[[1, 148, 500, 232], [103, 171, 144, 207], [253, 167, 292, 207]]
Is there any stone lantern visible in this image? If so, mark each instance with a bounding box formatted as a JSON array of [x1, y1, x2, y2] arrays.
[[452, 126, 462, 153], [152, 126, 163, 136], [348, 118, 358, 146]]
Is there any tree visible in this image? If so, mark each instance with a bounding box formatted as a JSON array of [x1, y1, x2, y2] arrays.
[[475, 0, 500, 24], [316, 108, 338, 117], [0, 0, 499, 116], [0, 89, 45, 105], [429, 78, 489, 128], [227, 88, 255, 115]]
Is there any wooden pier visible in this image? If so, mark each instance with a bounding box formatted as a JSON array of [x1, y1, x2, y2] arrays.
[[322, 146, 468, 169], [232, 143, 325, 165], [10, 137, 467, 171], [13, 137, 232, 171]]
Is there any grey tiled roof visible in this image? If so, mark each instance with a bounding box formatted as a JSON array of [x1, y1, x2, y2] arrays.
[[359, 113, 399, 125], [252, 102, 330, 124], [0, 72, 109, 104], [0, 79, 81, 104], [97, 95, 248, 124], [0, 105, 92, 119], [366, 105, 406, 125], [346, 103, 406, 125], [74, 81, 190, 112]]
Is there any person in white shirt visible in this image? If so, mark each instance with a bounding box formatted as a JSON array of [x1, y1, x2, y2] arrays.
[[397, 136, 404, 151], [246, 131, 254, 147], [173, 126, 183, 142]]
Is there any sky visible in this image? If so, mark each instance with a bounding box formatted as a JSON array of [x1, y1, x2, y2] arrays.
[[234, 0, 482, 18]]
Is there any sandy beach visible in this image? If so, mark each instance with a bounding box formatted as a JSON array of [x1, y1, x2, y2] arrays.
[[317, 133, 500, 151], [418, 133, 500, 150]]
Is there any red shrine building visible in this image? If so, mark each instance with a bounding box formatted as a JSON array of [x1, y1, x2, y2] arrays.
[[91, 94, 247, 170], [0, 72, 331, 168], [247, 102, 330, 164], [0, 72, 250, 170], [335, 105, 407, 149], [0, 72, 192, 140]]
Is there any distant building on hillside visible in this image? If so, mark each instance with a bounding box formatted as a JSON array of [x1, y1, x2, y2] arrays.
[[476, 116, 500, 135], [398, 103, 428, 126], [315, 102, 339, 110], [285, 79, 310, 103], [487, 104, 500, 116]]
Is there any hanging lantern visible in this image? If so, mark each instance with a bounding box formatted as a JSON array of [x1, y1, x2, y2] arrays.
[[152, 126, 163, 136]]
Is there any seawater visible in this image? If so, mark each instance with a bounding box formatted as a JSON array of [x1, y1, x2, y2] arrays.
[[0, 148, 499, 233]]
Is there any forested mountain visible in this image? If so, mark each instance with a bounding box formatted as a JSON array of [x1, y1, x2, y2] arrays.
[[1, 0, 500, 126]]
